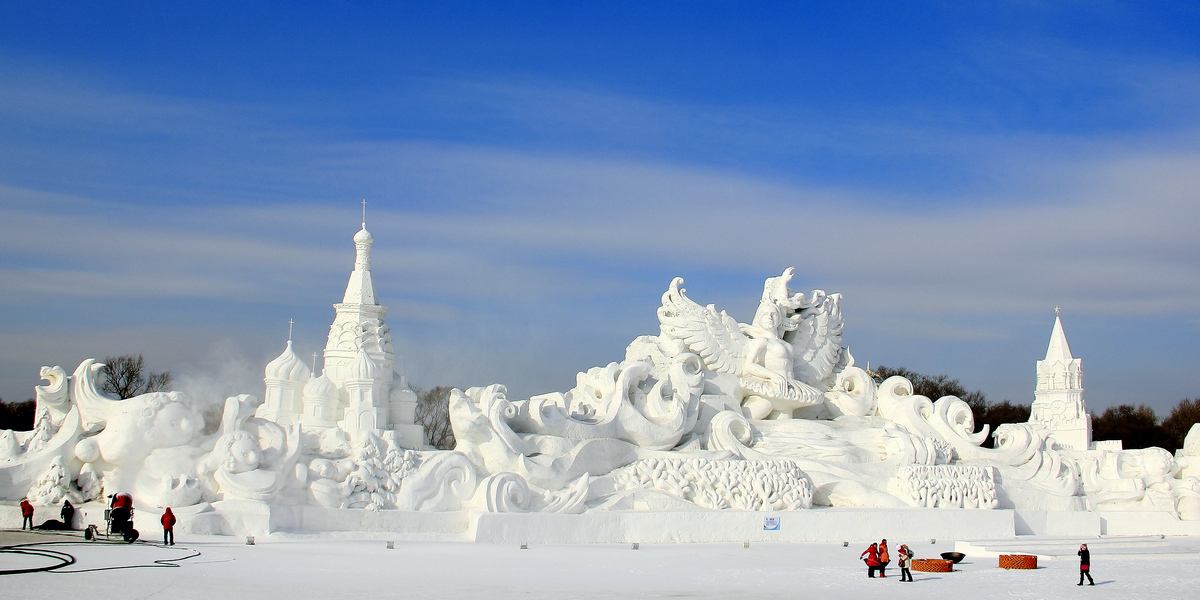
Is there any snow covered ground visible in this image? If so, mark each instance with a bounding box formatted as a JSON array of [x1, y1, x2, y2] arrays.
[[2, 529, 1198, 599]]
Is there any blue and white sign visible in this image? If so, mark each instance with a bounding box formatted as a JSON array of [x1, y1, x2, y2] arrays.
[[762, 515, 781, 532]]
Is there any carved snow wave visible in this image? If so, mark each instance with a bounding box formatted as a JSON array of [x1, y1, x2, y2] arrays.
[[513, 354, 705, 450], [609, 457, 814, 511], [449, 356, 706, 490], [472, 472, 590, 514], [875, 376, 1080, 497]]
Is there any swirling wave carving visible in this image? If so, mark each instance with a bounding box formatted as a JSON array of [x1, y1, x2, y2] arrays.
[[876, 375, 1079, 496], [395, 451, 479, 511]]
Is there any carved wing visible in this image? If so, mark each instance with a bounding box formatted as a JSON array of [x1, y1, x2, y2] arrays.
[[786, 291, 844, 386], [657, 277, 746, 374]]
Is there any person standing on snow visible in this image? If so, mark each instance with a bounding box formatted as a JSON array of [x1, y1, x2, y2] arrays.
[[878, 539, 891, 577], [897, 544, 914, 582], [860, 542, 881, 578], [60, 500, 76, 530], [161, 507, 177, 546], [19, 498, 34, 530], [1078, 543, 1094, 586]]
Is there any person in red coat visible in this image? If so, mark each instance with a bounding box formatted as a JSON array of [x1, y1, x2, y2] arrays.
[[860, 542, 881, 578], [161, 507, 177, 546], [19, 498, 34, 530]]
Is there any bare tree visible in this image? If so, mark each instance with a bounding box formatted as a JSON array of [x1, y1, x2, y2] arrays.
[[0, 398, 36, 430], [1091, 404, 1170, 450], [415, 385, 456, 450], [871, 365, 989, 413], [871, 364, 1026, 447], [101, 354, 172, 399], [1162, 398, 1200, 452], [976, 400, 1032, 448]]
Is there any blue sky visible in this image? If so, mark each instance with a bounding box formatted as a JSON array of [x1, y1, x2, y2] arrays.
[[1, 2, 1198, 416]]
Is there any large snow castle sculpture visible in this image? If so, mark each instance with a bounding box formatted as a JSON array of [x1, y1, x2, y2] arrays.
[[3, 220, 1199, 538]]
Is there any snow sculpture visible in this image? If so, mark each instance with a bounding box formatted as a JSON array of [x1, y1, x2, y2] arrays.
[[206, 394, 301, 502], [656, 270, 835, 420], [4, 216, 1199, 537], [301, 372, 339, 428], [26, 456, 75, 505], [1029, 308, 1092, 450], [257, 340, 311, 426], [68, 359, 207, 507], [605, 457, 814, 511], [887, 465, 997, 509], [1177, 424, 1200, 479]]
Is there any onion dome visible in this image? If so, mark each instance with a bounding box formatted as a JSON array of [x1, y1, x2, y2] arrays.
[[303, 372, 337, 401], [265, 340, 312, 382], [348, 347, 379, 382], [353, 226, 373, 244]]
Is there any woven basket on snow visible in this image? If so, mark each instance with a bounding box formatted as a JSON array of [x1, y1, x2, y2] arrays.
[[998, 554, 1038, 569], [911, 558, 953, 572]]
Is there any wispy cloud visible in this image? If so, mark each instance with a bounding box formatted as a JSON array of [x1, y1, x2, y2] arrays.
[[2, 49, 1199, 409], [6, 137, 1198, 316]]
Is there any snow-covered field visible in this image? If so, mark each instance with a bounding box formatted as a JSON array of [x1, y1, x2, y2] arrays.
[[2, 530, 1198, 599]]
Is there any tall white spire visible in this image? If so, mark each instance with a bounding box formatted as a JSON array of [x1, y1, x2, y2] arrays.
[[1044, 306, 1074, 362], [323, 206, 393, 388], [343, 209, 376, 305], [316, 207, 424, 449], [1030, 307, 1090, 450]]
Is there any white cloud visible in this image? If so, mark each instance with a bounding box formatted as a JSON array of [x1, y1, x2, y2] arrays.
[[2, 55, 1199, 409]]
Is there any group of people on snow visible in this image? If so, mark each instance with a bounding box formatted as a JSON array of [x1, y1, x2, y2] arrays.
[[19, 498, 79, 530], [14, 496, 177, 546], [15, 498, 1103, 584], [859, 539, 914, 581], [858, 538, 1098, 586]]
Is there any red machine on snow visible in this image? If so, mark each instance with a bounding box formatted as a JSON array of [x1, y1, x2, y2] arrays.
[[84, 492, 140, 543]]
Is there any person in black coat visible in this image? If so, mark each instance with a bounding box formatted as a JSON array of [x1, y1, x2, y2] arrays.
[[60, 500, 76, 530], [1078, 543, 1094, 585]]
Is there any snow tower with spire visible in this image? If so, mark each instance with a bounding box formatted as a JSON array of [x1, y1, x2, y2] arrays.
[[1029, 307, 1092, 451], [257, 202, 424, 448]]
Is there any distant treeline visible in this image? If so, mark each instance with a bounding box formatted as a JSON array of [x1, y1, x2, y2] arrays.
[[0, 398, 35, 430]]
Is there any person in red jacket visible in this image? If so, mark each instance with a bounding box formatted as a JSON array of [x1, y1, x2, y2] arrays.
[[161, 507, 177, 546], [19, 498, 34, 530], [860, 542, 881, 578], [878, 539, 891, 577]]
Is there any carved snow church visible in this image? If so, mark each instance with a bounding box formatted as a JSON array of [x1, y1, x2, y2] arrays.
[[255, 215, 424, 448]]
